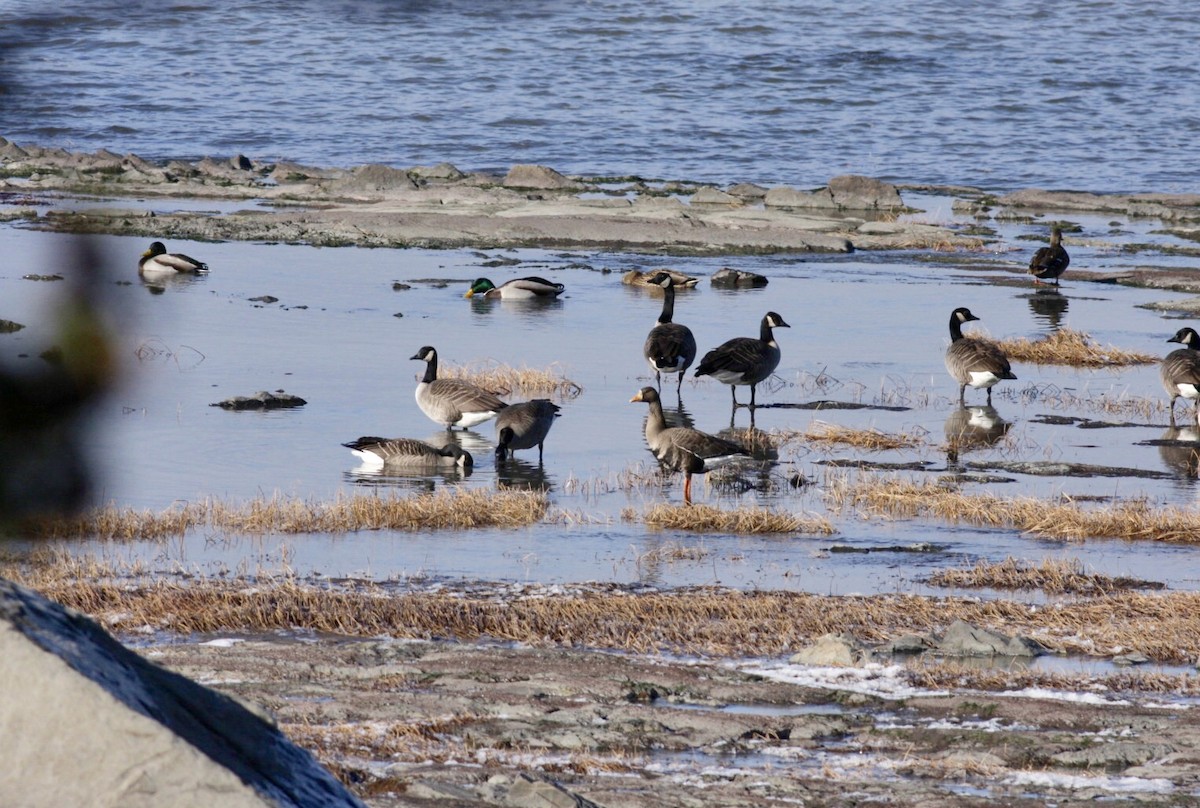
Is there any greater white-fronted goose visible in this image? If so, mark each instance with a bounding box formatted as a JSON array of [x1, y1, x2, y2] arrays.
[[495, 399, 561, 461], [643, 272, 697, 394], [944, 307, 1017, 404], [1028, 226, 1070, 285], [622, 268, 699, 288], [138, 241, 209, 274], [342, 436, 473, 470], [694, 311, 789, 407], [1162, 327, 1200, 420], [465, 276, 564, 299], [411, 346, 508, 430], [631, 386, 749, 505]]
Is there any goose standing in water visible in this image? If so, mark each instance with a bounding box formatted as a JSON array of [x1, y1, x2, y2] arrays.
[[643, 272, 697, 394], [631, 386, 748, 505], [1161, 327, 1200, 421], [138, 241, 209, 274], [465, 277, 564, 300], [495, 399, 561, 462], [944, 307, 1017, 404], [694, 311, 789, 408], [342, 436, 473, 471], [1028, 227, 1070, 285], [411, 346, 508, 430]]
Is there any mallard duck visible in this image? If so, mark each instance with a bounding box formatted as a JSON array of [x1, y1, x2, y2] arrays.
[[643, 272, 697, 394], [622, 268, 699, 288], [631, 386, 748, 505], [694, 312, 789, 408], [1162, 327, 1200, 420], [495, 399, 561, 461], [411, 346, 508, 430], [465, 276, 564, 299], [1028, 227, 1070, 285], [944, 307, 1017, 404], [342, 436, 472, 470], [138, 241, 209, 274]]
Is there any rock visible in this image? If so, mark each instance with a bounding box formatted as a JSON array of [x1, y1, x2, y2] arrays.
[[335, 163, 418, 193], [789, 633, 870, 667], [883, 634, 936, 655], [0, 319, 25, 333], [710, 267, 768, 288], [506, 774, 602, 807], [211, 391, 307, 410], [727, 182, 769, 200], [690, 187, 741, 206], [249, 295, 280, 304], [0, 577, 363, 807], [408, 162, 466, 181], [764, 185, 837, 209], [1112, 652, 1151, 666], [937, 620, 1043, 658], [1052, 742, 1175, 769], [828, 174, 905, 210], [502, 164, 581, 191]]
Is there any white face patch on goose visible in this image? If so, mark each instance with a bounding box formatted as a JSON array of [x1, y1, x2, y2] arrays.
[[1176, 384, 1200, 400]]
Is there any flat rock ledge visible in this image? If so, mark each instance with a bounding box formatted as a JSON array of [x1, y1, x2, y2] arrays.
[[0, 577, 362, 807], [790, 620, 1044, 667], [0, 137, 972, 255]]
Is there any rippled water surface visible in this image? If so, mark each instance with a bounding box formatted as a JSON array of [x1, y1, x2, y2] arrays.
[[1, 0, 1197, 191]]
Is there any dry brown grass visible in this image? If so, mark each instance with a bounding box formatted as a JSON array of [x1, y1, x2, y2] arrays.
[[829, 475, 1200, 543], [28, 489, 549, 539], [927, 556, 1162, 595], [439, 359, 583, 400], [907, 660, 1200, 696], [642, 503, 834, 535], [12, 557, 1200, 662], [996, 328, 1157, 368], [797, 421, 926, 451]]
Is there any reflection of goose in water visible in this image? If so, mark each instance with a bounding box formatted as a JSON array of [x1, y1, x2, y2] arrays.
[[944, 404, 1011, 466], [496, 456, 555, 492], [1158, 420, 1200, 480], [1026, 288, 1069, 330]]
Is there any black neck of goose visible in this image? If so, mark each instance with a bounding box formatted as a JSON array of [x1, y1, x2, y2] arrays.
[[658, 283, 675, 324], [422, 354, 438, 383], [759, 317, 775, 343], [949, 315, 965, 342]]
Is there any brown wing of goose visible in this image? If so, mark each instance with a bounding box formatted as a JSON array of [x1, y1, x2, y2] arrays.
[[645, 322, 697, 371]]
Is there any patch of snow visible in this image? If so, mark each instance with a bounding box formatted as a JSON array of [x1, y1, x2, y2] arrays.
[[998, 686, 1129, 706], [1004, 770, 1173, 794], [198, 637, 244, 648], [739, 660, 949, 700]]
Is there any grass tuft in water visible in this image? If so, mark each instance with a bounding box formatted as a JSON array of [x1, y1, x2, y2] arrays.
[[439, 359, 583, 399], [642, 503, 834, 534], [927, 556, 1164, 595], [28, 489, 548, 539], [996, 328, 1157, 368]]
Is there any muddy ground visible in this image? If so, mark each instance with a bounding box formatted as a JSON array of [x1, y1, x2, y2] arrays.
[[145, 633, 1200, 807]]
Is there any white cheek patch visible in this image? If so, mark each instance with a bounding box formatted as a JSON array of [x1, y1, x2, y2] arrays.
[[967, 371, 1001, 389], [1176, 384, 1200, 400]]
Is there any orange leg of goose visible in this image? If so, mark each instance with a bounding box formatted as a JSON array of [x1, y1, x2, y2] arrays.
[[683, 473, 693, 505]]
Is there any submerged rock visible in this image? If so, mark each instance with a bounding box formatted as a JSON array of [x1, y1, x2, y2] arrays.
[[0, 577, 363, 807], [710, 267, 768, 287], [211, 390, 307, 410]]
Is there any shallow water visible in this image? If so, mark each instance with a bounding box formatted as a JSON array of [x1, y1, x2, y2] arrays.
[[4, 194, 1200, 595], [1, 1, 1198, 192]]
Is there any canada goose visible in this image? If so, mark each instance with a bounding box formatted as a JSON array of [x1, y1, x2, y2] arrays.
[[1162, 327, 1200, 420], [342, 436, 472, 470], [138, 241, 209, 274], [945, 306, 1012, 403], [643, 272, 697, 393], [631, 386, 749, 505], [1028, 227, 1069, 285], [622, 268, 699, 288], [495, 399, 561, 461], [465, 276, 564, 299], [411, 346, 508, 430], [944, 307, 1017, 404], [694, 311, 790, 407]]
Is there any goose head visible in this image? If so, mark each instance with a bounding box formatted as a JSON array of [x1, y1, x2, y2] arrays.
[[445, 444, 474, 468], [648, 272, 675, 290], [764, 311, 790, 330], [630, 386, 661, 405], [1168, 328, 1200, 349], [410, 345, 438, 363], [951, 307, 979, 325]]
